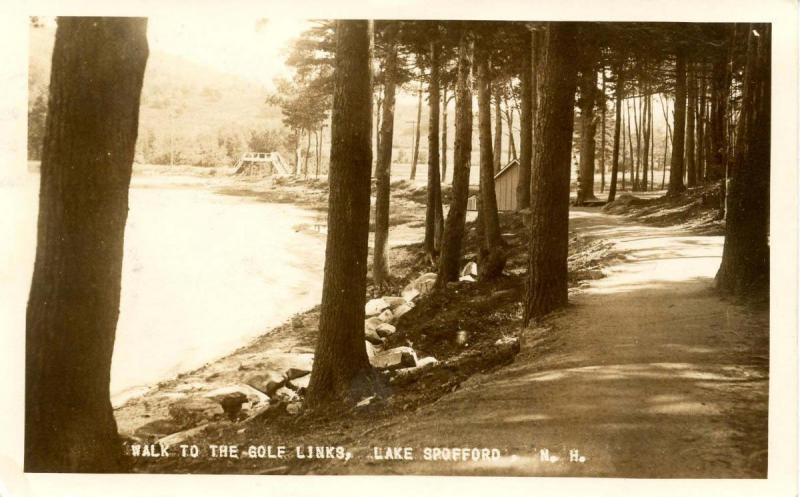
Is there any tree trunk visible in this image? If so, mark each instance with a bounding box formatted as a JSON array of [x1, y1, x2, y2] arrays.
[[517, 29, 534, 211], [600, 67, 606, 192], [493, 86, 502, 174], [621, 106, 627, 190], [686, 60, 697, 187], [441, 89, 450, 183], [306, 20, 378, 408], [504, 98, 517, 162], [667, 48, 687, 196], [375, 86, 383, 174], [626, 100, 635, 190], [708, 35, 731, 182], [425, 38, 444, 261], [25, 17, 148, 473], [441, 88, 449, 183], [641, 91, 650, 191], [632, 95, 641, 189], [715, 24, 770, 296], [476, 36, 507, 280], [576, 50, 598, 205], [523, 23, 578, 323], [304, 129, 312, 177], [294, 129, 302, 175], [697, 69, 707, 183], [607, 59, 624, 203], [409, 80, 423, 180], [436, 27, 474, 287], [372, 23, 398, 288]]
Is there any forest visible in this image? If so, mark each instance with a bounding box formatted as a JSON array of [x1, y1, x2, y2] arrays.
[[23, 17, 771, 478]]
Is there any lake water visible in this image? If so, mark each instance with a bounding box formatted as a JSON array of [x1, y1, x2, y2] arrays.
[[3, 173, 327, 401]]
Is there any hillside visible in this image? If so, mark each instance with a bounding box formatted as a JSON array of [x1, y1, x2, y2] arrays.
[[28, 24, 286, 166]]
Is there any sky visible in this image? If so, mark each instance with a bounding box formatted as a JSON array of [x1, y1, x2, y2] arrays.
[[145, 15, 311, 90]]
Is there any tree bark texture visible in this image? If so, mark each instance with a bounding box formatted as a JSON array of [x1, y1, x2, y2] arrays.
[[607, 59, 624, 203], [476, 37, 507, 280], [436, 27, 474, 287], [25, 17, 149, 473], [686, 60, 697, 187], [372, 23, 398, 288], [667, 48, 687, 196], [523, 23, 578, 324], [576, 50, 598, 204], [425, 39, 444, 260], [306, 20, 378, 407], [409, 81, 423, 180], [517, 29, 533, 211], [715, 24, 770, 296], [493, 86, 503, 174]]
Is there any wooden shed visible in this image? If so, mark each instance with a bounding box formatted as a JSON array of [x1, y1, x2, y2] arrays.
[[467, 158, 519, 212]]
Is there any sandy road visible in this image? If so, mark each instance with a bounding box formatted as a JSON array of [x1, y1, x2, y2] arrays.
[[327, 209, 768, 477]]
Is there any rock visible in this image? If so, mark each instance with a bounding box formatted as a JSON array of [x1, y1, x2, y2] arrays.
[[286, 367, 311, 381], [370, 346, 417, 370], [459, 275, 476, 283], [245, 371, 286, 396], [460, 261, 478, 278], [168, 397, 224, 425], [393, 303, 414, 320], [364, 316, 383, 332], [365, 341, 377, 360], [133, 418, 185, 440], [286, 402, 302, 415], [287, 374, 310, 393], [375, 323, 396, 338], [381, 296, 407, 310], [456, 330, 469, 346], [204, 384, 270, 418], [273, 387, 299, 403], [365, 298, 390, 316], [356, 396, 375, 408], [365, 327, 384, 345], [376, 308, 394, 324], [289, 346, 315, 354], [402, 272, 437, 299], [401, 287, 420, 302], [416, 356, 438, 368]]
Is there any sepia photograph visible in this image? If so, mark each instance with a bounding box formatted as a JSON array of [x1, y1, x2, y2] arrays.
[[0, 1, 797, 495]]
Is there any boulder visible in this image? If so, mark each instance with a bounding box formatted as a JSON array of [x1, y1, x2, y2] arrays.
[[376, 309, 394, 324], [416, 356, 439, 368], [273, 387, 299, 403], [365, 341, 377, 360], [381, 296, 407, 310], [460, 261, 478, 278], [157, 423, 218, 447], [375, 323, 396, 338], [364, 316, 383, 332], [365, 298, 390, 317], [287, 374, 310, 393], [370, 346, 418, 371], [245, 371, 286, 396], [133, 418, 186, 440], [401, 287, 420, 302], [402, 272, 437, 299], [286, 367, 311, 381], [365, 328, 384, 345], [204, 384, 269, 418], [459, 275, 476, 283], [393, 302, 414, 320], [168, 397, 224, 425], [286, 402, 302, 415]]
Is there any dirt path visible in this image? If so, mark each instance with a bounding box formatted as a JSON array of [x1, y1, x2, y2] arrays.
[[326, 209, 769, 478]]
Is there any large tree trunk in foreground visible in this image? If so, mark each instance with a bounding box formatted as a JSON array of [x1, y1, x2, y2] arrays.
[[715, 24, 770, 296], [667, 48, 687, 196], [307, 20, 378, 407], [436, 27, 474, 287], [576, 50, 598, 205], [523, 23, 578, 324], [516, 29, 533, 211], [25, 17, 148, 473], [425, 39, 444, 260], [607, 60, 624, 203], [372, 23, 398, 288], [476, 37, 507, 280]]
